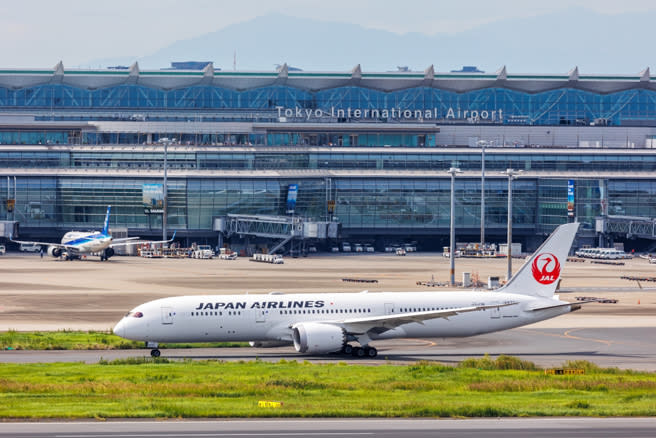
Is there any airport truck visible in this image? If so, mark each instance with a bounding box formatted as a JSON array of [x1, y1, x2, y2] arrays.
[[191, 245, 214, 259]]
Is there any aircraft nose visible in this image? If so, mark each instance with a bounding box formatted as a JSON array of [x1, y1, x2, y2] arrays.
[[113, 319, 126, 338]]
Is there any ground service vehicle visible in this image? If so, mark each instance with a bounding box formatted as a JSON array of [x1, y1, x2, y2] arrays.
[[19, 243, 41, 252], [192, 245, 214, 259]]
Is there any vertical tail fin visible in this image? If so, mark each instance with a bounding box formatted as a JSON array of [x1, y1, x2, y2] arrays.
[[102, 205, 111, 235], [497, 222, 579, 298]]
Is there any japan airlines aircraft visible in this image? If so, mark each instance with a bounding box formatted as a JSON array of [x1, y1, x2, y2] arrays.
[[114, 222, 580, 358], [12, 205, 174, 261]]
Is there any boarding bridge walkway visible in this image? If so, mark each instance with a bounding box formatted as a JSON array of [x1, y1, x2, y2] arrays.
[[597, 215, 656, 239], [215, 214, 339, 254]]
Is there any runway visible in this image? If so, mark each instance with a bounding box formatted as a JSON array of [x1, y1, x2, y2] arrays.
[[3, 326, 656, 370], [0, 418, 655, 438]]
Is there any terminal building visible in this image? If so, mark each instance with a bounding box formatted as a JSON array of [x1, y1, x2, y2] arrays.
[[2, 62, 656, 251]]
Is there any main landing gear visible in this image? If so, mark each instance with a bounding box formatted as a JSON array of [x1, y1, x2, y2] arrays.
[[150, 349, 161, 358], [341, 344, 377, 358]]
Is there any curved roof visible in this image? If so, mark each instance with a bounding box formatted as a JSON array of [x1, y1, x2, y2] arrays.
[[0, 63, 653, 95]]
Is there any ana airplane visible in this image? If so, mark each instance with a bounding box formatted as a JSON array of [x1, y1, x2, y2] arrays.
[[12, 205, 174, 261], [114, 222, 580, 358]]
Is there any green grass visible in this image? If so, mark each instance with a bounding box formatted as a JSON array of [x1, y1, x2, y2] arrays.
[[0, 330, 247, 350], [0, 357, 654, 419]]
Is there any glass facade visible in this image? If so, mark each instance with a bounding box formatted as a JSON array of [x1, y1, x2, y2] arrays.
[[1, 147, 655, 239], [334, 178, 536, 231], [3, 149, 656, 172], [1, 172, 631, 237], [1, 83, 656, 126]]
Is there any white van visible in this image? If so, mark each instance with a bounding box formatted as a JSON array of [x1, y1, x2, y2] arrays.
[[20, 243, 41, 253]]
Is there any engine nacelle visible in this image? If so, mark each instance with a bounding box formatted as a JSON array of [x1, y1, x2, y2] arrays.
[[292, 323, 345, 354], [47, 246, 62, 258], [249, 340, 293, 348], [104, 247, 115, 259]]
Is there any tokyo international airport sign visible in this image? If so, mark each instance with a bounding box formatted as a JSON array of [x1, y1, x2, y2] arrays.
[[276, 106, 503, 122]]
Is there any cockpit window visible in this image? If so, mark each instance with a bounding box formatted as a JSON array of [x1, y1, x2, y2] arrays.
[[133, 312, 143, 318]]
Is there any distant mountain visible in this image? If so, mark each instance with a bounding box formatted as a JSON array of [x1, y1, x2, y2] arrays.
[[90, 9, 655, 74]]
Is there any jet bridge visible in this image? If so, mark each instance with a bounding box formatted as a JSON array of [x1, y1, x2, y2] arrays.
[[0, 221, 19, 239], [214, 214, 338, 254], [596, 215, 656, 240]]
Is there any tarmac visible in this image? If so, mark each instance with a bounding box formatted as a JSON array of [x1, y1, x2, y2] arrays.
[[0, 250, 654, 332]]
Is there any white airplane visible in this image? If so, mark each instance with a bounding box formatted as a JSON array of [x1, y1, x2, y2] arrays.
[[12, 205, 174, 261], [114, 222, 581, 358]]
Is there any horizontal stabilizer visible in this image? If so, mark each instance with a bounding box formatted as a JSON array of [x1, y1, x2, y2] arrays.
[[527, 300, 596, 312]]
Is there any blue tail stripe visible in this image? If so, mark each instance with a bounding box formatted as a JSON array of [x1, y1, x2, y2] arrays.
[[102, 205, 111, 236]]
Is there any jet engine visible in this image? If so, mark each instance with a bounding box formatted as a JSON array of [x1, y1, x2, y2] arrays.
[[103, 247, 115, 259], [292, 323, 345, 354], [248, 340, 294, 348], [47, 246, 62, 258]]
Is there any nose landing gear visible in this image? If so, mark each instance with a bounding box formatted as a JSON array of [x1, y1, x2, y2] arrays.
[[147, 342, 161, 358]]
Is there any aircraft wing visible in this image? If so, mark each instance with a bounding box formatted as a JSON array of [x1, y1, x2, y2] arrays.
[[9, 238, 78, 251], [109, 237, 142, 247], [110, 230, 176, 248], [332, 302, 518, 335]]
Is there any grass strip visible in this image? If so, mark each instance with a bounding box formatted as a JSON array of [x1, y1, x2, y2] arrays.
[[0, 357, 654, 419], [0, 330, 247, 350]]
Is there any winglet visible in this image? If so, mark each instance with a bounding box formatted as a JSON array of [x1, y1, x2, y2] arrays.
[[102, 205, 111, 235]]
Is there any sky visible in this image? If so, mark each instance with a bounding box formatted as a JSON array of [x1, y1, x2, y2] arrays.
[[1, 0, 655, 68]]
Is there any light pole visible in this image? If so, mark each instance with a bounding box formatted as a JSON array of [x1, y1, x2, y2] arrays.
[[503, 168, 522, 281], [447, 167, 463, 286], [162, 140, 168, 243], [479, 140, 486, 248]]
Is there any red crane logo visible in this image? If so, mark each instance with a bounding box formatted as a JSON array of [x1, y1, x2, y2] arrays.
[[532, 253, 561, 285]]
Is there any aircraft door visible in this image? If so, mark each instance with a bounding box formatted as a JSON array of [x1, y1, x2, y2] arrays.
[[255, 309, 268, 323], [384, 303, 395, 315], [161, 306, 174, 325], [490, 302, 501, 319]]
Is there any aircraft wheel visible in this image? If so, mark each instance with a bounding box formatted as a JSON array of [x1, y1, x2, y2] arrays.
[[365, 347, 378, 358], [342, 344, 353, 355], [352, 347, 365, 358], [150, 349, 161, 358]]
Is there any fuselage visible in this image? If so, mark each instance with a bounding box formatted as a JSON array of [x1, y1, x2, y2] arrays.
[[60, 231, 112, 254], [113, 291, 571, 344]]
